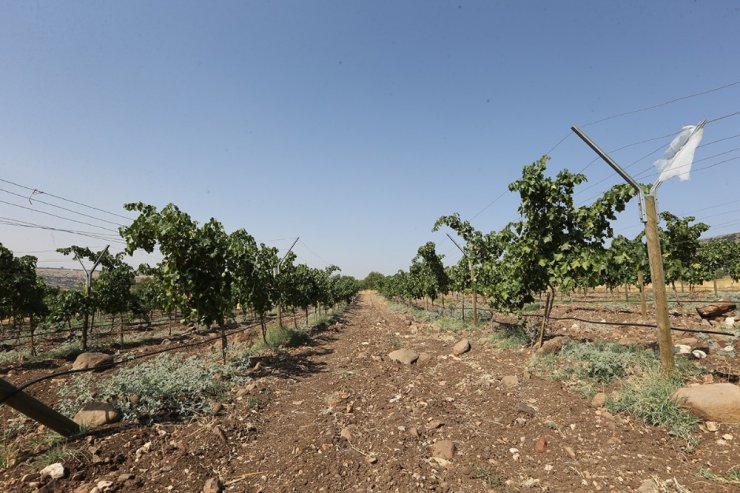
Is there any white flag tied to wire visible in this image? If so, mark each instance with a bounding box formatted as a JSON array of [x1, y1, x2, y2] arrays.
[[653, 122, 705, 186]]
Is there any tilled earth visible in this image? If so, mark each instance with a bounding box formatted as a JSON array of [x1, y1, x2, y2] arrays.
[[2, 292, 739, 492]]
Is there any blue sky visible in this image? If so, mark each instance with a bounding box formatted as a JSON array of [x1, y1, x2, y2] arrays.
[[1, 1, 739, 277]]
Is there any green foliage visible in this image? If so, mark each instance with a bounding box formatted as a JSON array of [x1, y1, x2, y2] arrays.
[[360, 271, 386, 290], [659, 212, 710, 287], [699, 238, 740, 285], [602, 234, 649, 290], [0, 243, 49, 353], [489, 157, 635, 312], [408, 242, 449, 302], [46, 289, 89, 332], [120, 203, 233, 330]]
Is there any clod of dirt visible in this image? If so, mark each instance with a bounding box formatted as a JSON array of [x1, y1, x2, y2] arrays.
[[202, 477, 223, 493], [388, 348, 419, 365], [340, 426, 355, 441], [516, 402, 538, 415], [212, 425, 228, 443], [590, 392, 607, 408], [431, 439, 456, 460], [535, 436, 548, 453], [501, 375, 519, 387], [536, 336, 571, 355]]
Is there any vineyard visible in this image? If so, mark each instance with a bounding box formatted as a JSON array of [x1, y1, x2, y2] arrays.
[[0, 154, 738, 492]]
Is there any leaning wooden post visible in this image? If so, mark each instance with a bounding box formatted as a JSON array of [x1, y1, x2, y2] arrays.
[[643, 195, 675, 369], [572, 125, 681, 371], [0, 378, 81, 437]]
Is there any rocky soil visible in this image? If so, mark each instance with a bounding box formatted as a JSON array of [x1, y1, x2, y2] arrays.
[[1, 292, 739, 492]]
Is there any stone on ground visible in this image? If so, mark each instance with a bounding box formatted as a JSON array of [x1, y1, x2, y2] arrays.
[[536, 336, 571, 355], [673, 344, 692, 355], [74, 401, 121, 428], [39, 463, 66, 481], [431, 439, 456, 460], [72, 352, 114, 370], [672, 383, 740, 423], [388, 349, 419, 365], [452, 338, 471, 355]]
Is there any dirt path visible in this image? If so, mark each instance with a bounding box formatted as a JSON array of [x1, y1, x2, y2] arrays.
[[220, 292, 738, 492], [2, 292, 738, 492]]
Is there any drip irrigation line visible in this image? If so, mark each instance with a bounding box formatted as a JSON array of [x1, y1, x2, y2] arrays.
[[518, 313, 735, 337], [0, 316, 177, 344], [395, 299, 735, 337], [0, 317, 270, 407]]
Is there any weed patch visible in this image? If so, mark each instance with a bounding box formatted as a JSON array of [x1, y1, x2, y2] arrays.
[[531, 339, 705, 442], [698, 466, 740, 485], [606, 369, 698, 440], [484, 324, 531, 349], [59, 353, 239, 422]]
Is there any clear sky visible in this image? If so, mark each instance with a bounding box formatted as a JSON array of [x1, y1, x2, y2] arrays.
[[1, 1, 739, 278]]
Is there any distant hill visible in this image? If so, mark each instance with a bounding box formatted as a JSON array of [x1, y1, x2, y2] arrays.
[[702, 232, 740, 243], [36, 268, 91, 291]]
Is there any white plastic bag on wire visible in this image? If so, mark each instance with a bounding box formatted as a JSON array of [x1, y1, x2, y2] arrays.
[[654, 123, 704, 185]]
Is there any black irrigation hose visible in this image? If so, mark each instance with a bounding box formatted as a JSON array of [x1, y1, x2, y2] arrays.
[[0, 317, 270, 407], [519, 313, 735, 337], [0, 317, 175, 345], [396, 299, 735, 337]]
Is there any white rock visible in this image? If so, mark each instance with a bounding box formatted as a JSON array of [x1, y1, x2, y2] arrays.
[[724, 317, 735, 329], [691, 350, 707, 359], [135, 441, 152, 461], [39, 462, 66, 480], [97, 480, 114, 491], [674, 344, 692, 355]]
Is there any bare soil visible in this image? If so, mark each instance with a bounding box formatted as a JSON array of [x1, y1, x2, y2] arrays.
[[1, 292, 739, 492]]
